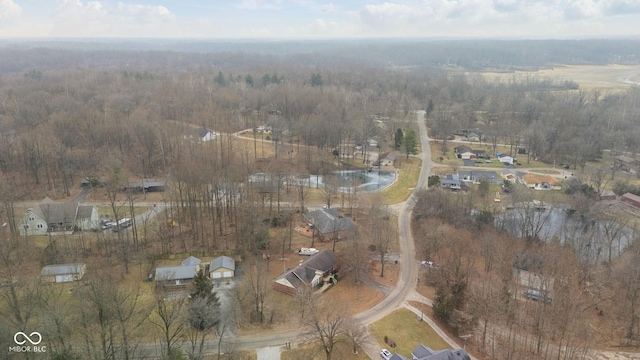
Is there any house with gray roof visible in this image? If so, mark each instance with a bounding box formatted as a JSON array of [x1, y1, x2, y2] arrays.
[[181, 256, 202, 267], [387, 344, 471, 360], [155, 265, 199, 287], [19, 197, 99, 236], [458, 170, 502, 185], [303, 208, 356, 241], [440, 174, 462, 190], [41, 263, 86, 283], [209, 256, 236, 279], [274, 250, 338, 295], [185, 127, 216, 143]]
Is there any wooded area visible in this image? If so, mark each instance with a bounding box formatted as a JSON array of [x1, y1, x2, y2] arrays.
[[1, 39, 640, 359]]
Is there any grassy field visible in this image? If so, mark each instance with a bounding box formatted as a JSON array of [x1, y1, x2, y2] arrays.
[[475, 64, 640, 91], [378, 157, 422, 203], [369, 309, 451, 358]]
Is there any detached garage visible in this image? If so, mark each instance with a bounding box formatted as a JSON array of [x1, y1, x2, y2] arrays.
[[41, 263, 86, 283], [210, 256, 235, 279]]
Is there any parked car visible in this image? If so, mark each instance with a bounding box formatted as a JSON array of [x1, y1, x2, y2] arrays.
[[101, 222, 115, 230], [380, 349, 392, 360]]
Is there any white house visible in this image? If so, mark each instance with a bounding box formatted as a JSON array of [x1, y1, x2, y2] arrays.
[[459, 151, 476, 160], [499, 156, 514, 165], [209, 256, 235, 279], [185, 127, 216, 143], [41, 263, 87, 283]]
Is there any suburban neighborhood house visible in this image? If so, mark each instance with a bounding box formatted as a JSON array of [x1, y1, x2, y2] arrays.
[[614, 154, 637, 173], [155, 256, 202, 287], [41, 263, 87, 283], [389, 344, 470, 360], [303, 208, 356, 241], [273, 250, 338, 295], [209, 255, 236, 279], [521, 174, 561, 190], [19, 197, 99, 236]]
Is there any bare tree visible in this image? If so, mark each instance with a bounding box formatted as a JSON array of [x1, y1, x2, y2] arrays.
[[152, 295, 187, 359], [302, 302, 346, 360], [343, 318, 369, 355]]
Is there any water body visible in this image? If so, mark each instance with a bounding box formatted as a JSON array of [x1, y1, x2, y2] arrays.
[[297, 170, 397, 193], [498, 208, 633, 261]]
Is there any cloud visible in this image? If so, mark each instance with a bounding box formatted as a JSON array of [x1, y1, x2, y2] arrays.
[[238, 0, 283, 10], [603, 0, 640, 16], [0, 0, 22, 20]]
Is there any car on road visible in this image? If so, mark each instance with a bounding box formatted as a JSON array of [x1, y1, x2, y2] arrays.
[[380, 349, 392, 360], [524, 289, 552, 303], [101, 222, 115, 231]]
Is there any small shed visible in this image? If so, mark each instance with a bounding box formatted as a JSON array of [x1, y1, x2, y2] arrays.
[[41, 263, 86, 283], [209, 256, 236, 279], [599, 190, 616, 201]]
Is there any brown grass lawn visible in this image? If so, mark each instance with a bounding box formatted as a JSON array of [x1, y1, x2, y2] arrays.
[[369, 309, 451, 357], [377, 158, 421, 204], [430, 141, 551, 169], [281, 338, 369, 360]]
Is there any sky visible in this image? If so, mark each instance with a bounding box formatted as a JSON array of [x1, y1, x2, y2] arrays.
[[0, 0, 639, 39]]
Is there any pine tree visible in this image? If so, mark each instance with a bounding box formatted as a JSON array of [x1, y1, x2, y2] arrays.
[[191, 269, 219, 305], [402, 129, 419, 159]]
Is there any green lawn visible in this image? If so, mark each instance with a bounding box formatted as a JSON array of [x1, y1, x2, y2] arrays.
[[369, 309, 450, 358], [379, 158, 422, 204]]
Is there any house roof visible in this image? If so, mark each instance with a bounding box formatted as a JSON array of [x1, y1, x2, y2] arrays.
[[384, 152, 397, 161], [522, 174, 559, 186], [193, 127, 211, 138], [390, 354, 409, 360], [76, 205, 95, 221], [303, 208, 355, 235], [277, 250, 336, 289], [412, 344, 470, 360], [454, 145, 472, 154], [622, 192, 640, 203], [458, 170, 499, 182], [155, 265, 198, 281], [34, 198, 78, 224], [615, 155, 636, 164], [181, 256, 202, 266], [41, 263, 85, 276], [471, 149, 487, 155], [210, 256, 235, 271], [413, 344, 436, 358]]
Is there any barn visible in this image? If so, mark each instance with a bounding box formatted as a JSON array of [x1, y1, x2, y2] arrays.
[[209, 256, 235, 279], [41, 263, 87, 283]]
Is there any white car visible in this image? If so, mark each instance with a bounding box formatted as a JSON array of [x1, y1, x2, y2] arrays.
[[380, 349, 392, 360]]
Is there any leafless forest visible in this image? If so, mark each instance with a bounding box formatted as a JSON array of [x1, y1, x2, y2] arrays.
[[1, 39, 640, 359]]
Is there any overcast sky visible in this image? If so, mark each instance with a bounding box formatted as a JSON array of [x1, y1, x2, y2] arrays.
[[0, 0, 639, 39]]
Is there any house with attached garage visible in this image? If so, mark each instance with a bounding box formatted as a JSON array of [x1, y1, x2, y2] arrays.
[[273, 250, 338, 295], [155, 265, 199, 287], [521, 173, 561, 190], [19, 197, 99, 236], [41, 263, 86, 283], [209, 256, 236, 279]]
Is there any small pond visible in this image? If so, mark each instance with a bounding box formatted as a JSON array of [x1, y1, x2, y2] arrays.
[[297, 170, 397, 193]]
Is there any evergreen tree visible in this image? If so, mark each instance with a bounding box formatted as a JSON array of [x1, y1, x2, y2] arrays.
[[402, 129, 419, 159], [394, 128, 404, 149], [311, 73, 323, 87], [191, 269, 219, 305], [214, 71, 225, 86], [427, 99, 434, 117]]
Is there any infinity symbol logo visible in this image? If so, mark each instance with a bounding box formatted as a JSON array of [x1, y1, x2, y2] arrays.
[[14, 331, 42, 345]]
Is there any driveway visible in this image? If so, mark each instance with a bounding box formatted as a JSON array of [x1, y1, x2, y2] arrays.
[[256, 346, 282, 360]]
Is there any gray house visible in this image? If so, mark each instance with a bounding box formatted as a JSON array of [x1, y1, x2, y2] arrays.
[[19, 197, 99, 236], [440, 174, 462, 190], [388, 344, 470, 360], [304, 208, 356, 241], [155, 265, 199, 286]]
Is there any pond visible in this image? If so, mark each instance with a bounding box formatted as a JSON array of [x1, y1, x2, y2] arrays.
[[298, 170, 397, 193], [498, 207, 634, 261]]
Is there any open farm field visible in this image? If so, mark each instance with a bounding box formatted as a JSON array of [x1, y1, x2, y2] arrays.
[[476, 64, 640, 90]]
